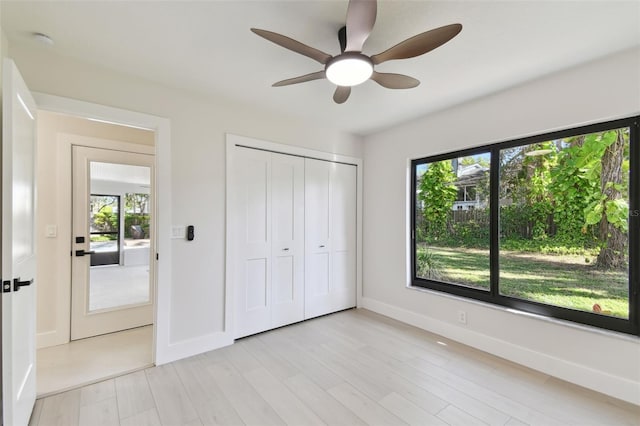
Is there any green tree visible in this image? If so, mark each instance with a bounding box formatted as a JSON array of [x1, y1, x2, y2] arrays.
[[125, 193, 149, 214], [93, 207, 118, 232], [550, 135, 597, 245], [500, 143, 555, 239], [586, 130, 629, 268], [461, 155, 489, 168], [90, 196, 118, 232], [550, 130, 629, 268], [418, 160, 457, 241]]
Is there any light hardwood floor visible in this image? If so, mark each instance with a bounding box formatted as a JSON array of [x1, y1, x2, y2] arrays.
[[30, 309, 640, 426]]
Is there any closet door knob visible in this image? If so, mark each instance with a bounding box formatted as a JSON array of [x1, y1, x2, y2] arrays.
[[319, 245, 325, 248], [283, 248, 290, 251]]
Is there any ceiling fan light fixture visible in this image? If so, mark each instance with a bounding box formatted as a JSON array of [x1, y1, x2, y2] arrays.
[[325, 53, 373, 87], [252, 0, 463, 103]]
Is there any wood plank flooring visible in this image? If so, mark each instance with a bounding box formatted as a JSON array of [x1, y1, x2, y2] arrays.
[[30, 309, 640, 426]]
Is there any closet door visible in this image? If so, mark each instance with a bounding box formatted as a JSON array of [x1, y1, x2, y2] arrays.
[[232, 148, 272, 338], [305, 159, 357, 319], [330, 162, 357, 312], [271, 154, 305, 328], [232, 147, 305, 338]]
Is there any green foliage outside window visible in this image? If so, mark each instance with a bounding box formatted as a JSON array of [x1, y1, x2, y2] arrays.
[[417, 160, 457, 241]]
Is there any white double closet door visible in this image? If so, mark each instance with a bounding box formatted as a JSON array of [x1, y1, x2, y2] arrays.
[[232, 147, 356, 338]]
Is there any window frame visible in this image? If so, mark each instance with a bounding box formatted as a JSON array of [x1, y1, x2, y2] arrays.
[[410, 116, 639, 336]]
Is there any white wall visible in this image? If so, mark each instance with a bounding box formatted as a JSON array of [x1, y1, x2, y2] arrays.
[[0, 29, 6, 94], [91, 180, 151, 197], [362, 47, 640, 405], [9, 43, 363, 361]]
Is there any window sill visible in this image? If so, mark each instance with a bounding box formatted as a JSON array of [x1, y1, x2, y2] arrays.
[[406, 284, 640, 343]]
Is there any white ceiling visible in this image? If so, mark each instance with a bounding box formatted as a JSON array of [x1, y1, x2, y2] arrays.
[[91, 162, 150, 186], [3, 1, 639, 135]]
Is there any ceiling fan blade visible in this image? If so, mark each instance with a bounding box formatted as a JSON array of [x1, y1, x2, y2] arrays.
[[370, 23, 462, 65], [273, 71, 326, 87], [251, 28, 332, 65], [370, 71, 420, 89], [345, 0, 377, 52], [333, 86, 351, 104]]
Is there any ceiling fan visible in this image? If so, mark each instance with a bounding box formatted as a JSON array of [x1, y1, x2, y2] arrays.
[[251, 0, 462, 104]]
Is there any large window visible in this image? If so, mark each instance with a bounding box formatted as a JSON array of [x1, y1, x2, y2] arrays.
[[411, 117, 639, 335]]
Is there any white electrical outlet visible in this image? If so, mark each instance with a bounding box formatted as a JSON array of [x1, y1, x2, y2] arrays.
[[458, 310, 467, 324]]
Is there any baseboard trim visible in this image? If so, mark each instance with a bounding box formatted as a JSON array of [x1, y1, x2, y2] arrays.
[[37, 330, 66, 349], [360, 297, 640, 406], [155, 331, 233, 365]]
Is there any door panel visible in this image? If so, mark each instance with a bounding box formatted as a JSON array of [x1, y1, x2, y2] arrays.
[[305, 159, 356, 319], [233, 148, 271, 337], [71, 146, 154, 340], [309, 253, 330, 296], [273, 256, 294, 303], [232, 148, 304, 336], [270, 154, 304, 328], [246, 176, 268, 244], [246, 258, 268, 310], [330, 162, 357, 311], [304, 159, 332, 318], [272, 161, 295, 242], [2, 58, 37, 426], [333, 251, 352, 291], [305, 160, 331, 245]]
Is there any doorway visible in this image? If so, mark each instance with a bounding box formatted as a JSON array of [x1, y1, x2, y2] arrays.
[[34, 110, 158, 396]]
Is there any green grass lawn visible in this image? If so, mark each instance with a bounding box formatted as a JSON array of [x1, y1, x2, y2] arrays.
[[418, 246, 628, 318]]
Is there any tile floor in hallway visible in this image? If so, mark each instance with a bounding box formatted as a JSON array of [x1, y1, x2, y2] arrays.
[[37, 325, 153, 397]]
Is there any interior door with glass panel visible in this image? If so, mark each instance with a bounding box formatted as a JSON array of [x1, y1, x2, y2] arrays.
[[71, 145, 154, 340]]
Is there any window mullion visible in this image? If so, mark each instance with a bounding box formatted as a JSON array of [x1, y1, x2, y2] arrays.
[[411, 160, 418, 282], [490, 147, 500, 298], [629, 119, 639, 334]]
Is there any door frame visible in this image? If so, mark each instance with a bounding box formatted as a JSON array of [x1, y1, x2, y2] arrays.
[[33, 93, 172, 364], [225, 133, 364, 336]]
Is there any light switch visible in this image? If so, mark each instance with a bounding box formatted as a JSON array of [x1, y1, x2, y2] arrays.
[[45, 224, 57, 238], [171, 226, 185, 239]]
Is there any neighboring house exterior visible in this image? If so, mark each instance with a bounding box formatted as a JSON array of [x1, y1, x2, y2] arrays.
[[452, 163, 489, 211]]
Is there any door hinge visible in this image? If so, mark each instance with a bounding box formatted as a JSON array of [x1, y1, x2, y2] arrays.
[[156, 253, 159, 261], [2, 280, 11, 293]]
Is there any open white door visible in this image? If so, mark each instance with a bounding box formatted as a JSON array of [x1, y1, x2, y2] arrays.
[[2, 59, 38, 425]]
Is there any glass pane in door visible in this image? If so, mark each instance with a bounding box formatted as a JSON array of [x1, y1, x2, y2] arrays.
[[89, 161, 152, 311], [90, 195, 120, 266]]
